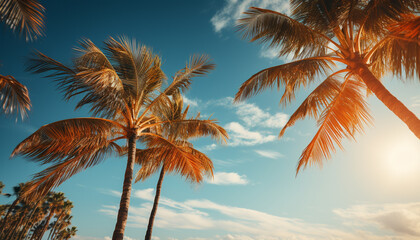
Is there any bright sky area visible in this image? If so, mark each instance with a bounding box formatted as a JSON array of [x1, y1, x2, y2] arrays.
[[1, 0, 420, 239]]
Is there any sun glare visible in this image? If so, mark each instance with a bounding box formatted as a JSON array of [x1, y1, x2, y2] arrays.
[[383, 137, 420, 178]]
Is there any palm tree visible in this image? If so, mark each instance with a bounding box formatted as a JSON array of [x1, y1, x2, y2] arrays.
[[47, 200, 73, 240], [235, 1, 420, 174], [12, 37, 227, 240], [0, 0, 45, 118], [134, 93, 226, 240]]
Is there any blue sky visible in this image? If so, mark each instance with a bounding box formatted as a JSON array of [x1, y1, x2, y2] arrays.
[[1, 0, 420, 239]]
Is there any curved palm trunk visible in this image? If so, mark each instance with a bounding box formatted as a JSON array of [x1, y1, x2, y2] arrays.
[[356, 64, 420, 139], [144, 166, 165, 240], [112, 134, 137, 240]]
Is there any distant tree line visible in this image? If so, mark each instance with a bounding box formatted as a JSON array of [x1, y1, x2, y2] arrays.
[[0, 181, 77, 240]]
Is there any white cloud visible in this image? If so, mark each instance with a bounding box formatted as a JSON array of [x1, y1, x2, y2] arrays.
[[99, 191, 419, 240], [183, 95, 199, 107], [334, 202, 420, 237], [201, 143, 217, 152], [97, 188, 121, 197], [211, 0, 293, 60], [206, 172, 248, 185], [217, 97, 289, 129], [211, 0, 290, 33], [134, 188, 155, 201], [255, 150, 283, 159], [225, 122, 276, 146], [411, 96, 420, 108]]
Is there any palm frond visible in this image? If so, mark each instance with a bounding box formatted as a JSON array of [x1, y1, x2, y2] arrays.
[[74, 39, 124, 92], [134, 144, 212, 183], [11, 118, 121, 164], [291, 0, 355, 34], [238, 7, 331, 59], [279, 73, 343, 138], [166, 54, 215, 95], [234, 58, 333, 105], [159, 119, 228, 143], [21, 142, 120, 200], [390, 14, 420, 40], [369, 18, 420, 80], [26, 51, 76, 96], [104, 36, 166, 105], [27, 50, 127, 118], [136, 135, 205, 182], [139, 54, 214, 120], [0, 75, 31, 119], [0, 0, 44, 41], [296, 78, 372, 174], [360, 0, 417, 39]]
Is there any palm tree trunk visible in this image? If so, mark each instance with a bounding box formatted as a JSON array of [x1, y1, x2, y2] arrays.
[[355, 64, 420, 138], [144, 166, 165, 240], [112, 134, 137, 240], [37, 209, 54, 240]]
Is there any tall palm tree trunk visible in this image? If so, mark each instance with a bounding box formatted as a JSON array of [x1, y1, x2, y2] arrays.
[[144, 166, 165, 240], [112, 134, 137, 240], [356, 64, 420, 138]]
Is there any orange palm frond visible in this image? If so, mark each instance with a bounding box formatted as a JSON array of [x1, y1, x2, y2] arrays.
[[296, 78, 372, 174], [234, 58, 333, 105], [369, 24, 420, 80], [21, 142, 120, 200], [290, 0, 356, 34], [358, 0, 417, 38], [11, 118, 121, 164], [104, 37, 166, 103], [139, 54, 214, 121], [279, 73, 344, 138], [166, 54, 215, 95], [0, 74, 31, 119], [160, 118, 228, 143], [238, 7, 333, 59], [0, 0, 44, 41], [136, 135, 205, 183], [74, 39, 124, 92], [389, 14, 420, 40], [134, 145, 212, 183]]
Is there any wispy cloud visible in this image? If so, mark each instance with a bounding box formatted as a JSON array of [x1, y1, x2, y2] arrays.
[[215, 97, 289, 129], [225, 122, 276, 146], [206, 172, 249, 185], [411, 96, 420, 108], [255, 150, 283, 159], [211, 0, 291, 60], [334, 202, 420, 237], [183, 95, 199, 107], [100, 191, 411, 239], [211, 0, 290, 33]]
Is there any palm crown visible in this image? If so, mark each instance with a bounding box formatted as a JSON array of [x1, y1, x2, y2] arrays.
[[12, 37, 227, 240], [235, 0, 419, 174]]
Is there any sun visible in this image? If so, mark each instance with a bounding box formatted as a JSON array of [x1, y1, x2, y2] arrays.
[[383, 137, 420, 178]]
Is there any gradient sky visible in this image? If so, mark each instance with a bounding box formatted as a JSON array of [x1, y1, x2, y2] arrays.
[[1, 0, 420, 240]]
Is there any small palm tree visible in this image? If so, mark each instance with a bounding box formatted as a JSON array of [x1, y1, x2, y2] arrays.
[[12, 37, 226, 240], [0, 0, 45, 118], [235, 1, 420, 174], [134, 93, 226, 240]]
